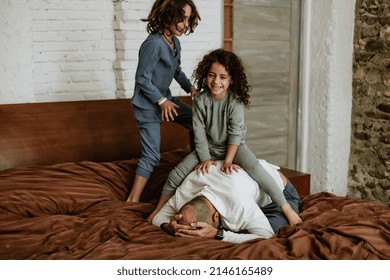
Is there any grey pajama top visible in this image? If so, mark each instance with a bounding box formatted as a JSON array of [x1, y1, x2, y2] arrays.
[[132, 33, 192, 111], [193, 90, 247, 161]]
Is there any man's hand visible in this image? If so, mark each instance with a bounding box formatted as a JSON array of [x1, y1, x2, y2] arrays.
[[176, 222, 218, 238], [161, 214, 194, 235], [160, 99, 179, 122], [195, 160, 217, 175]]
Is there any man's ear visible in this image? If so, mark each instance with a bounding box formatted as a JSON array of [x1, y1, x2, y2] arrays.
[[212, 211, 220, 223]]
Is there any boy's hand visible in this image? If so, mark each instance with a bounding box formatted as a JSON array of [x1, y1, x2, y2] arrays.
[[160, 100, 179, 121]]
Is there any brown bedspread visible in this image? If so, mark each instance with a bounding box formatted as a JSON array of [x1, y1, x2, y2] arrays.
[[1, 149, 389, 260]]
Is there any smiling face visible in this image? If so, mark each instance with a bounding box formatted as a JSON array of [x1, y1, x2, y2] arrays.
[[206, 62, 233, 100], [169, 4, 192, 37]]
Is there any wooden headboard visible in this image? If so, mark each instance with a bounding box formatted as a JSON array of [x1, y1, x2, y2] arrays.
[[0, 97, 192, 171], [0, 96, 310, 196]]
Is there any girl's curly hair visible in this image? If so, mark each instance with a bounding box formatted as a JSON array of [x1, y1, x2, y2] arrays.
[[192, 49, 251, 108], [142, 0, 200, 35]]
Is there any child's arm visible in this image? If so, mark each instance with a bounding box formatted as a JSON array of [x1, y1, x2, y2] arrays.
[[189, 86, 197, 97], [192, 95, 211, 161], [221, 144, 241, 174], [173, 51, 195, 97], [221, 98, 245, 174]]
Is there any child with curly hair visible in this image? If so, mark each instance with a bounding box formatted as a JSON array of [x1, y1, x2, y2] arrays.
[[148, 49, 302, 231], [126, 0, 200, 202]]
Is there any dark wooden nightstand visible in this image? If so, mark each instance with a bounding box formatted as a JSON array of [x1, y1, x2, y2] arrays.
[[280, 167, 311, 198]]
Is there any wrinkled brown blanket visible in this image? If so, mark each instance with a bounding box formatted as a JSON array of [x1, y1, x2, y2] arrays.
[[1, 149, 389, 260]]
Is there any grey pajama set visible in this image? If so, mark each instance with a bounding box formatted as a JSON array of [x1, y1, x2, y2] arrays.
[[132, 33, 193, 179]]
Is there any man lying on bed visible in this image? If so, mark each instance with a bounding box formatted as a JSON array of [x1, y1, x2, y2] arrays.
[[152, 160, 301, 243]]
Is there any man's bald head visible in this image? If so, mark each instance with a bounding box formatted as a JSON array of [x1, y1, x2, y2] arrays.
[[177, 196, 220, 228]]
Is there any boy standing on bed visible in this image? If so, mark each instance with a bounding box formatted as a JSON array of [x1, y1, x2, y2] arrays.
[[126, 0, 200, 202], [148, 49, 302, 232]]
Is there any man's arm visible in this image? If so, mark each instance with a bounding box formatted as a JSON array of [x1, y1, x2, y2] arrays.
[[152, 202, 180, 236], [147, 194, 171, 222], [177, 201, 274, 243], [152, 201, 176, 228], [223, 228, 273, 243], [176, 222, 273, 243], [152, 199, 195, 236], [223, 203, 274, 243]]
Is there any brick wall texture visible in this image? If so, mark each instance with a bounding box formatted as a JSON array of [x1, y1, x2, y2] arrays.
[[30, 0, 117, 101], [0, 0, 220, 103], [349, 0, 390, 205]]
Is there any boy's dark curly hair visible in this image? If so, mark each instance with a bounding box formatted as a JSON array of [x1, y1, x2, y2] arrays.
[[192, 49, 251, 108], [142, 0, 201, 35]]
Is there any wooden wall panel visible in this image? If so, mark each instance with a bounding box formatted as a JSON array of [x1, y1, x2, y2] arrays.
[[232, 0, 300, 168]]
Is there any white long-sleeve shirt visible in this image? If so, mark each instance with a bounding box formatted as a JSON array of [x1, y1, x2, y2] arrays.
[[152, 160, 284, 243]]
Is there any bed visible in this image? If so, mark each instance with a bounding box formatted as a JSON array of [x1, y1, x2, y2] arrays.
[[0, 97, 389, 260]]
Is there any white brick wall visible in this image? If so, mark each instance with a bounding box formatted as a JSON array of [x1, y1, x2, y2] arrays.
[[0, 0, 34, 104], [0, 0, 223, 104], [30, 0, 117, 102]]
